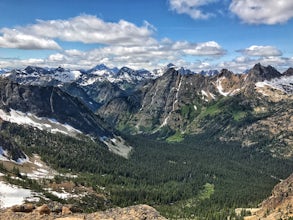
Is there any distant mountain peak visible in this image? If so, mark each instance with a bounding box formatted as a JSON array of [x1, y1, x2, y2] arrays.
[[218, 69, 234, 78], [88, 64, 119, 75], [24, 66, 49, 74], [166, 63, 176, 68], [55, 66, 66, 72], [94, 63, 108, 70], [199, 69, 219, 76], [283, 67, 293, 76], [247, 63, 281, 82]]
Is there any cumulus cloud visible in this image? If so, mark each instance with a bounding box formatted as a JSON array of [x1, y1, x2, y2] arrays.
[[229, 0, 293, 24], [238, 45, 282, 57], [217, 56, 293, 73], [0, 15, 227, 70], [219, 45, 290, 72], [0, 29, 61, 50], [39, 38, 225, 70], [0, 15, 155, 50], [169, 0, 218, 19], [181, 41, 226, 56], [19, 15, 155, 46]]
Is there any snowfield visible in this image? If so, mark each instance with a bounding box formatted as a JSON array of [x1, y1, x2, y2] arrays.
[[100, 136, 132, 159], [0, 146, 29, 164], [216, 77, 230, 96], [21, 154, 57, 180], [0, 109, 82, 137], [0, 181, 39, 208], [256, 75, 293, 94]]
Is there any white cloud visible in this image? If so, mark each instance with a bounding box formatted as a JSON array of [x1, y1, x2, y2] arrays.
[[20, 15, 155, 46], [181, 41, 226, 56], [0, 15, 226, 70], [229, 0, 293, 24], [169, 0, 218, 19], [48, 53, 66, 62], [239, 45, 282, 57], [0, 29, 61, 50], [0, 15, 155, 50], [217, 56, 293, 73]]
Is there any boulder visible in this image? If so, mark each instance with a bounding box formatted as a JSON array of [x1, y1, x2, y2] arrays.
[[35, 204, 51, 215], [11, 203, 35, 213], [62, 206, 72, 215]]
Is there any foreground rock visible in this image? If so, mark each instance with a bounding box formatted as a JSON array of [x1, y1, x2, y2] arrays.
[[239, 173, 293, 220], [86, 204, 166, 220], [0, 204, 167, 220]]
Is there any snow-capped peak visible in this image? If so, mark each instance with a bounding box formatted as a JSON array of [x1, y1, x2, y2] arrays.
[[3, 64, 155, 88], [0, 68, 10, 74], [199, 69, 219, 76], [153, 63, 195, 77], [87, 64, 119, 75]]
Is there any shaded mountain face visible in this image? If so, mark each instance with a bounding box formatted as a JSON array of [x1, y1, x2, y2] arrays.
[[0, 78, 111, 138], [283, 67, 293, 76], [245, 63, 282, 82], [3, 65, 155, 111]]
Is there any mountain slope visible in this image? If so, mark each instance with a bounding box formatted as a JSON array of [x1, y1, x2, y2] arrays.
[[0, 63, 292, 219], [98, 64, 293, 158], [241, 173, 293, 220], [0, 78, 133, 159], [2, 65, 155, 112], [0, 78, 111, 137]]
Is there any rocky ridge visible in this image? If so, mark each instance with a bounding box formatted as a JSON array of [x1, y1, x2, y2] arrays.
[[239, 173, 293, 220], [0, 204, 166, 220]]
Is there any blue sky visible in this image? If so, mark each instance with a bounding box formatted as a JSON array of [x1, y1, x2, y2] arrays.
[[0, 0, 293, 72]]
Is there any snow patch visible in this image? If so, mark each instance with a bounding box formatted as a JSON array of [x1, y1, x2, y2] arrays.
[[0, 146, 9, 162], [21, 154, 57, 180], [216, 78, 230, 96], [45, 188, 74, 199], [0, 109, 82, 137], [209, 92, 216, 100], [0, 181, 39, 208], [34, 160, 43, 168], [21, 168, 55, 180], [255, 82, 269, 88], [230, 88, 241, 95], [256, 75, 293, 94], [44, 188, 86, 199], [80, 76, 99, 86], [0, 146, 29, 165], [100, 136, 132, 159], [16, 157, 29, 164], [201, 90, 209, 97], [53, 70, 82, 83]]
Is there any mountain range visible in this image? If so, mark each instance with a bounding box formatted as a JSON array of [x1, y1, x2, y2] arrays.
[[1, 63, 292, 158], [0, 63, 292, 219]]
